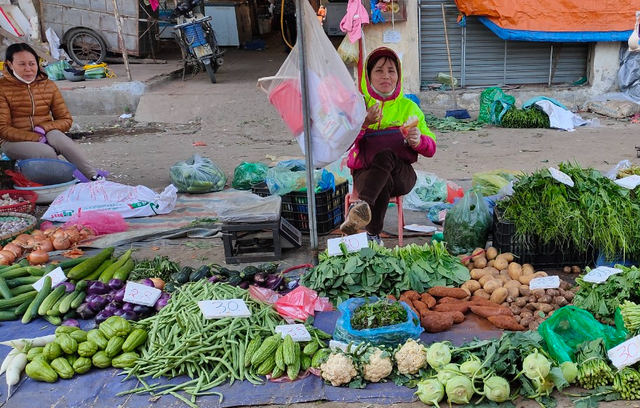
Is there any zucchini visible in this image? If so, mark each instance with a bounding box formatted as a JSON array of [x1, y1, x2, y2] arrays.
[[66, 247, 115, 280], [6, 276, 40, 288], [82, 259, 114, 281], [112, 258, 134, 281], [38, 285, 67, 316], [59, 257, 90, 271], [99, 249, 132, 283], [0, 291, 37, 310], [0, 310, 17, 321], [0, 276, 12, 300]]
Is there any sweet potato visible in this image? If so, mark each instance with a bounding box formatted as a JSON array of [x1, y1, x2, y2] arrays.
[[420, 311, 454, 333], [437, 311, 465, 324], [427, 286, 469, 299], [471, 297, 500, 308], [421, 293, 437, 309], [433, 302, 470, 314], [404, 290, 421, 301], [413, 300, 430, 319], [387, 294, 397, 301], [470, 305, 513, 318], [399, 295, 417, 315], [437, 296, 464, 304], [487, 315, 525, 331]]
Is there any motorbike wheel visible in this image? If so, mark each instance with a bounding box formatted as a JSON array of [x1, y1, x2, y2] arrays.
[[204, 60, 216, 83]]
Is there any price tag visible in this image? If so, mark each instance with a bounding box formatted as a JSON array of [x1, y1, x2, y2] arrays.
[[528, 275, 560, 290], [275, 324, 312, 342], [615, 175, 640, 190], [383, 29, 401, 44], [123, 282, 162, 307], [329, 340, 348, 352], [608, 336, 640, 369], [327, 232, 368, 256], [198, 299, 251, 319], [32, 267, 67, 292], [582, 266, 623, 284], [548, 167, 574, 187]]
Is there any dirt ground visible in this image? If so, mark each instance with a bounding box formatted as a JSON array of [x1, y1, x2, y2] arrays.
[[54, 33, 640, 408]]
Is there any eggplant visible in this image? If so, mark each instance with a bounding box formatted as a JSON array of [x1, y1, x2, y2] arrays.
[[87, 294, 108, 312], [114, 309, 126, 317], [85, 293, 100, 305], [114, 288, 126, 303], [76, 303, 95, 320], [87, 281, 109, 295], [154, 296, 169, 311], [239, 281, 250, 290], [108, 279, 124, 291], [59, 282, 76, 292], [95, 309, 113, 324], [120, 311, 138, 321], [265, 274, 284, 290], [104, 303, 120, 315], [132, 304, 151, 315], [209, 275, 222, 283], [140, 278, 155, 288], [122, 302, 136, 313], [253, 271, 269, 286], [62, 319, 80, 328]]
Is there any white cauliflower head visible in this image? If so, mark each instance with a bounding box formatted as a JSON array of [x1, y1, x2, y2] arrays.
[[394, 339, 427, 375], [320, 352, 358, 386], [361, 348, 393, 383]]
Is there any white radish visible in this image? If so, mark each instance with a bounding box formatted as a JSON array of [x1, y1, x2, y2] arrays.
[[0, 334, 56, 350], [0, 348, 20, 376], [6, 352, 27, 399]]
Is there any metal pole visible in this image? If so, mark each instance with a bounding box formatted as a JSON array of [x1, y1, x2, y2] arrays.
[[112, 0, 132, 81], [295, 0, 319, 263]]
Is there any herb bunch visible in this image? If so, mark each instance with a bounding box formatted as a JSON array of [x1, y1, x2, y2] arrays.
[[350, 299, 408, 330]]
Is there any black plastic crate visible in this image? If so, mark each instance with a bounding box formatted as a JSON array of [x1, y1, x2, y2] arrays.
[[492, 208, 595, 268], [252, 181, 348, 235]]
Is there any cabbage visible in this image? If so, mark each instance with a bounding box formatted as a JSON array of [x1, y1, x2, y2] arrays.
[[170, 154, 227, 193], [415, 379, 445, 407], [522, 350, 551, 380], [483, 376, 510, 402], [561, 361, 578, 384], [427, 342, 451, 369], [436, 363, 461, 386], [460, 359, 482, 377], [445, 375, 474, 404]]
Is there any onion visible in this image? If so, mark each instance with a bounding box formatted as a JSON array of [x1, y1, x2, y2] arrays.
[[65, 228, 81, 244], [15, 234, 31, 242], [53, 236, 71, 250], [31, 229, 45, 238], [35, 239, 54, 253], [52, 229, 69, 240], [3, 243, 23, 258], [0, 251, 14, 265], [27, 250, 49, 265], [149, 278, 165, 290], [79, 227, 95, 240], [43, 228, 57, 238]]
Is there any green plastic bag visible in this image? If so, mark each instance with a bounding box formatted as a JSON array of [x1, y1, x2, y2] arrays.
[[43, 60, 71, 81], [538, 306, 627, 363], [170, 154, 227, 193], [472, 169, 522, 196], [443, 188, 491, 255], [232, 162, 269, 190], [478, 87, 515, 124]]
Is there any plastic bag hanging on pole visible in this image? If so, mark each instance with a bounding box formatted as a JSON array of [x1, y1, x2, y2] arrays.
[[256, 1, 366, 169]]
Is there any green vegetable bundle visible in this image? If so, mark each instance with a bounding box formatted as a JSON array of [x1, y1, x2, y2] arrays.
[[300, 242, 470, 305], [575, 339, 614, 389], [500, 107, 550, 128], [575, 265, 640, 321], [498, 162, 640, 261]]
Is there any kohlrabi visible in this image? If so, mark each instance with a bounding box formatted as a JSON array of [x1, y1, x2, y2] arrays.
[[436, 363, 461, 386], [522, 349, 551, 380], [445, 375, 474, 404], [483, 376, 510, 403], [427, 342, 451, 370], [415, 378, 445, 407]]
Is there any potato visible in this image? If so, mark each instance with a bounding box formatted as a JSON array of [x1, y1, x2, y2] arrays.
[[498, 252, 514, 262], [483, 280, 502, 294], [484, 267, 500, 276], [504, 280, 521, 289], [531, 289, 546, 299], [490, 287, 509, 304], [493, 257, 509, 271], [520, 316, 534, 327], [514, 297, 527, 308], [507, 287, 520, 298], [571, 265, 582, 274], [508, 263, 523, 280], [473, 257, 488, 269], [459, 254, 471, 266], [479, 274, 496, 286], [470, 268, 492, 280], [461, 280, 481, 294], [563, 266, 571, 274], [499, 268, 510, 276], [522, 264, 535, 276], [519, 274, 538, 285], [533, 271, 548, 278], [485, 247, 498, 261], [474, 289, 491, 300], [498, 275, 511, 285], [471, 248, 485, 261], [487, 260, 495, 268], [560, 280, 572, 291]]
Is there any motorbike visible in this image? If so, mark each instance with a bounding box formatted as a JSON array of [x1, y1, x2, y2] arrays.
[[173, 0, 225, 83]]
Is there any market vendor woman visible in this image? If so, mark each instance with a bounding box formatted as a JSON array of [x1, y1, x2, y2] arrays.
[[340, 47, 436, 243], [0, 43, 103, 181]]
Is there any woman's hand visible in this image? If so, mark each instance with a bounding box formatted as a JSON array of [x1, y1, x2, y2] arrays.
[[362, 103, 382, 128], [404, 127, 421, 148]]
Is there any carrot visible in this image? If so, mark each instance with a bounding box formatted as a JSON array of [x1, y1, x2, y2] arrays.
[[427, 286, 469, 299], [437, 296, 464, 304], [432, 302, 470, 314], [420, 293, 436, 308], [412, 300, 429, 319], [487, 315, 525, 331], [470, 305, 513, 318], [420, 311, 454, 333], [437, 311, 465, 324], [403, 290, 421, 301]]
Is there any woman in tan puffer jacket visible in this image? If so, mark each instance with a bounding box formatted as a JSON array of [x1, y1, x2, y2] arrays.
[[0, 43, 103, 181]]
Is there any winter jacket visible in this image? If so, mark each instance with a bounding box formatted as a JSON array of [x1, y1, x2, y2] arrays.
[[347, 47, 436, 170], [0, 69, 73, 144]]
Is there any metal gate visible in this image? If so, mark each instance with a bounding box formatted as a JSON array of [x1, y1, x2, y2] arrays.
[[419, 0, 590, 88]]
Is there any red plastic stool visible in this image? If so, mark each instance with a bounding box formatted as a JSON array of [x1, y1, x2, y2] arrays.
[[344, 190, 405, 246]]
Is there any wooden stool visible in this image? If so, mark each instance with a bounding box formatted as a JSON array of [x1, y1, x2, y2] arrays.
[[222, 217, 302, 264]]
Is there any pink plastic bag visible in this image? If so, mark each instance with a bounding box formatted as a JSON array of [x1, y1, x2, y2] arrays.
[[274, 286, 333, 321], [63, 209, 128, 236]]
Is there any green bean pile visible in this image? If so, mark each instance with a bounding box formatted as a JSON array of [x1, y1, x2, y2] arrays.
[[118, 282, 285, 407]]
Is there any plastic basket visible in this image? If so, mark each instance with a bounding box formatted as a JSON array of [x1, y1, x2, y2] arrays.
[[492, 208, 595, 268], [0, 212, 37, 246], [0, 190, 37, 214], [252, 181, 348, 235]]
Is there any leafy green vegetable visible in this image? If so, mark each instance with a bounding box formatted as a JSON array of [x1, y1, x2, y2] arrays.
[[573, 265, 640, 321], [500, 106, 550, 128], [424, 113, 485, 132], [128, 256, 181, 282], [350, 299, 407, 330], [575, 339, 614, 390]]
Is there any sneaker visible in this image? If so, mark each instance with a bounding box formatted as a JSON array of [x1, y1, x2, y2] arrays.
[[367, 233, 384, 247], [339, 201, 371, 235], [90, 174, 105, 181]]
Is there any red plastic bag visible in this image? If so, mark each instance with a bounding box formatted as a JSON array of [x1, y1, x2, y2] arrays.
[[63, 209, 128, 235], [273, 286, 333, 321]]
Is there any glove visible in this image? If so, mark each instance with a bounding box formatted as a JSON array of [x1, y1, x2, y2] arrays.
[[38, 136, 48, 144], [34, 126, 46, 135]]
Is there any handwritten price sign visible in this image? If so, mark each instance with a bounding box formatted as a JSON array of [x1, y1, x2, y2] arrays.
[[275, 324, 311, 342], [528, 275, 560, 290], [583, 266, 623, 284], [32, 267, 67, 292], [198, 299, 251, 319], [608, 336, 640, 369], [123, 282, 161, 307], [327, 232, 368, 256]]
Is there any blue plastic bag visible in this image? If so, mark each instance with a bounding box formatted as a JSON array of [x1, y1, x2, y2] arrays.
[[266, 161, 335, 195], [333, 297, 424, 347]]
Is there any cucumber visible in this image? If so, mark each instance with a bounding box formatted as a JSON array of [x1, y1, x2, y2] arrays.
[[38, 285, 67, 316], [69, 291, 86, 310], [99, 249, 132, 283], [0, 291, 36, 310], [48, 292, 73, 316], [113, 259, 135, 281], [0, 310, 17, 321], [10, 284, 37, 296], [5, 276, 40, 288], [43, 314, 61, 326], [0, 277, 12, 300], [14, 298, 33, 316], [66, 248, 115, 280], [23, 277, 51, 323], [82, 259, 114, 281], [24, 267, 46, 276], [59, 290, 80, 315], [0, 267, 32, 280]]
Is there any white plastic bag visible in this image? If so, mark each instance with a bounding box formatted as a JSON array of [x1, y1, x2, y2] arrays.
[[41, 181, 178, 222], [258, 0, 366, 168], [337, 35, 359, 66], [214, 193, 281, 223]]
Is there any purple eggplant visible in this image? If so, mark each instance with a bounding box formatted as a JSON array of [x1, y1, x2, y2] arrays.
[[253, 272, 269, 286], [122, 302, 136, 313], [85, 293, 99, 305], [87, 294, 108, 312], [113, 309, 126, 317], [62, 319, 80, 327], [114, 288, 126, 303], [59, 282, 76, 292], [76, 303, 96, 320], [87, 281, 109, 295], [239, 281, 250, 290], [209, 275, 222, 283], [132, 304, 151, 315], [95, 309, 113, 324], [104, 303, 120, 315], [120, 311, 138, 321], [154, 296, 169, 311], [139, 278, 155, 288], [265, 274, 284, 290], [108, 279, 124, 291]]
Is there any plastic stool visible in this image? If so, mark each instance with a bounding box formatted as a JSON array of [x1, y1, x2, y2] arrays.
[[344, 192, 405, 246]]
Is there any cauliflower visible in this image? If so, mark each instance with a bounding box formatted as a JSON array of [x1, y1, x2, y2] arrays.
[[320, 352, 358, 386], [361, 348, 393, 383], [394, 339, 427, 375]]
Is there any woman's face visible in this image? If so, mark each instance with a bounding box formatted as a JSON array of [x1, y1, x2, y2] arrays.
[[8, 51, 38, 82], [370, 57, 398, 95]]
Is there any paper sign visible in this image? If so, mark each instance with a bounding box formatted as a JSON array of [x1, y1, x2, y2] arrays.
[[123, 282, 162, 307], [608, 336, 640, 369], [198, 299, 251, 319], [275, 324, 312, 342], [329, 340, 349, 352], [615, 175, 640, 190], [32, 267, 67, 292], [582, 266, 623, 284], [528, 275, 560, 290], [549, 167, 574, 187], [327, 232, 368, 256], [383, 30, 401, 44]]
